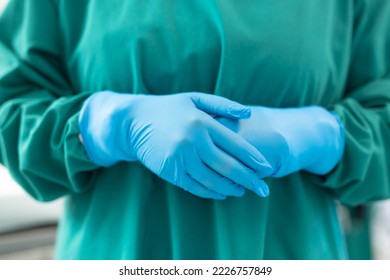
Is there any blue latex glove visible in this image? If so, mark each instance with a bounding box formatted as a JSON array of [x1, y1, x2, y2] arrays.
[[79, 91, 274, 199], [217, 106, 344, 177]]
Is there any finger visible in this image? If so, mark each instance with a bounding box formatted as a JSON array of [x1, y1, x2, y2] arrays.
[[198, 140, 270, 197], [177, 174, 227, 200], [186, 154, 245, 197], [190, 93, 251, 119], [209, 120, 274, 177]]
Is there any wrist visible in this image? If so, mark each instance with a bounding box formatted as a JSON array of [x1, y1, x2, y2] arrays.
[[78, 91, 140, 166], [298, 107, 345, 175]]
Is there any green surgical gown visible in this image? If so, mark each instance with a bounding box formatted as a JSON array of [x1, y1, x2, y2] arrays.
[[1, 0, 390, 259]]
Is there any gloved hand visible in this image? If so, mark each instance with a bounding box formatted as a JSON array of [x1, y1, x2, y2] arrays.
[[217, 106, 344, 177], [79, 91, 274, 199]]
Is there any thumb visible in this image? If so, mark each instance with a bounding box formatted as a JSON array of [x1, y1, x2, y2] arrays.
[[190, 93, 251, 119]]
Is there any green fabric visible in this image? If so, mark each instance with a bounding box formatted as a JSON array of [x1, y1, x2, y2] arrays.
[[1, 0, 390, 259]]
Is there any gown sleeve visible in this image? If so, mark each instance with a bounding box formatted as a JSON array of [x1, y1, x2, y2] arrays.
[[314, 0, 390, 206], [0, 0, 98, 201]]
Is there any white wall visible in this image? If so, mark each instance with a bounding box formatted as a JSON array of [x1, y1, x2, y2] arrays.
[[0, 165, 63, 233], [0, 0, 9, 13]]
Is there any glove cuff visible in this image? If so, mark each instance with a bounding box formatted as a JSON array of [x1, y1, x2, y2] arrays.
[[78, 91, 138, 166], [300, 107, 345, 175]]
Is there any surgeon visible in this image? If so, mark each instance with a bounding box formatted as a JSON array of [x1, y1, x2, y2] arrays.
[[0, 0, 390, 259]]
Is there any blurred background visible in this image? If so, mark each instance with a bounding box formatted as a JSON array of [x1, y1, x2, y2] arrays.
[[0, 165, 63, 259], [1, 0, 390, 260]]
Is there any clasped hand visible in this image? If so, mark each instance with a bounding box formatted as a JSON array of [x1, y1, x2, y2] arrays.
[[79, 92, 344, 199], [79, 92, 273, 200], [217, 106, 344, 178]]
